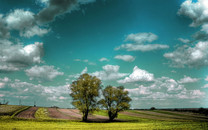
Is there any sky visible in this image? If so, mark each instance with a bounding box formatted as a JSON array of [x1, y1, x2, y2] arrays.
[[0, 0, 208, 109]]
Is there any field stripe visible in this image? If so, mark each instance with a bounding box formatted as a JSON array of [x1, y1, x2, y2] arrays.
[[121, 111, 178, 121], [149, 110, 208, 121], [135, 110, 189, 120], [153, 110, 208, 120], [58, 109, 109, 121], [0, 105, 27, 116], [58, 109, 82, 119], [11, 106, 30, 118], [88, 114, 109, 121], [47, 108, 79, 120], [35, 108, 52, 120], [134, 110, 207, 121], [16, 107, 38, 119]]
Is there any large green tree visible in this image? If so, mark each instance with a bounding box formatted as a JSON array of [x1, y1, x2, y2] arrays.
[[70, 73, 102, 121], [99, 86, 131, 121]]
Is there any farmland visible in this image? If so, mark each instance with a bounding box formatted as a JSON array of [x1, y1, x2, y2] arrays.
[[0, 105, 208, 129], [0, 105, 29, 116]]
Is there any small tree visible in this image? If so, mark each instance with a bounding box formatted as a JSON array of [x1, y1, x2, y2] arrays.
[[70, 73, 101, 121], [150, 107, 156, 110], [99, 86, 131, 121]]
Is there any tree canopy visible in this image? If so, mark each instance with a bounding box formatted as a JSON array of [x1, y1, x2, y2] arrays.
[[99, 86, 131, 121], [70, 73, 102, 121]]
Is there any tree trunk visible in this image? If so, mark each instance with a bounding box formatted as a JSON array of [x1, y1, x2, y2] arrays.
[[108, 110, 112, 121], [82, 110, 89, 122], [108, 111, 117, 121], [109, 116, 114, 121]]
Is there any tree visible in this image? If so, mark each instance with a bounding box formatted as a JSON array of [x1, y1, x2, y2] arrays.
[[99, 86, 131, 121], [70, 73, 102, 121], [150, 107, 156, 110]]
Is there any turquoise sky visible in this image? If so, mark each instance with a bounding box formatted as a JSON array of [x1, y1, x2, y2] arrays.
[[0, 0, 208, 108]]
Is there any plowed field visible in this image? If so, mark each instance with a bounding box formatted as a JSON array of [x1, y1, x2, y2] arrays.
[[47, 108, 78, 120], [16, 107, 38, 119]]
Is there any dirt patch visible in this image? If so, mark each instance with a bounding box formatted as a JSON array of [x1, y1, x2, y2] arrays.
[[58, 109, 82, 119], [88, 113, 109, 122], [16, 107, 38, 119], [69, 109, 80, 113], [48, 108, 79, 120]]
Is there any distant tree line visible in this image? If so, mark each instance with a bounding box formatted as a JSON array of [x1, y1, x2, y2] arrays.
[[70, 73, 131, 122], [173, 108, 208, 116]]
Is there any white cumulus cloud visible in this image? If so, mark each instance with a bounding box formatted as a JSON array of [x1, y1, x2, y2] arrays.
[[5, 9, 35, 30], [178, 75, 200, 83], [4, 9, 50, 38], [201, 23, 208, 34], [178, 0, 208, 27], [115, 32, 169, 52], [202, 84, 208, 88], [115, 43, 169, 52], [205, 76, 208, 81], [164, 41, 208, 68], [91, 64, 128, 81], [114, 55, 135, 62], [117, 66, 154, 84], [20, 25, 50, 38], [81, 67, 88, 74], [177, 89, 205, 99], [178, 38, 190, 43], [125, 85, 152, 96], [0, 65, 20, 72], [99, 57, 109, 62], [125, 32, 158, 44], [0, 41, 44, 72], [25, 65, 64, 81], [0, 82, 5, 88]]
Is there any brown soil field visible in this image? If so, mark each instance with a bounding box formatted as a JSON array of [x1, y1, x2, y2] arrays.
[[58, 109, 82, 119], [88, 113, 109, 121], [16, 107, 38, 119], [47, 108, 78, 120]]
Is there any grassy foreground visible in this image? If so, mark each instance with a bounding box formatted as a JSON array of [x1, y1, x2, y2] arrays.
[[1, 105, 208, 129], [0, 118, 208, 129]]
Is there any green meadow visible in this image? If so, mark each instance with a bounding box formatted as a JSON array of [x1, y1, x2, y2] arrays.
[[0, 116, 207, 129]]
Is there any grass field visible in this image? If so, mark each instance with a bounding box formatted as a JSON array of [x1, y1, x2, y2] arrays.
[[0, 105, 27, 116], [0, 105, 208, 129], [0, 119, 208, 129], [35, 108, 52, 120]]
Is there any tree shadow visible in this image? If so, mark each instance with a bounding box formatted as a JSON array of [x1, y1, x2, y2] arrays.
[[80, 119, 138, 123]]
